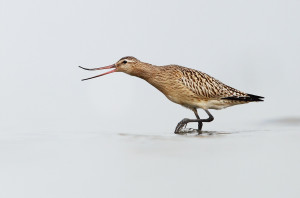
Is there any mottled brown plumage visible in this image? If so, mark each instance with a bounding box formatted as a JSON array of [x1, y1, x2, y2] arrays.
[[80, 56, 264, 133]]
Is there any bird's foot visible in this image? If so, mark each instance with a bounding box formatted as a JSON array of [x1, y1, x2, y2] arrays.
[[174, 119, 204, 134], [174, 118, 190, 134], [175, 128, 197, 134]]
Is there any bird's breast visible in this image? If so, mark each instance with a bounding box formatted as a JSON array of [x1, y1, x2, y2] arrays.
[[147, 77, 200, 106]]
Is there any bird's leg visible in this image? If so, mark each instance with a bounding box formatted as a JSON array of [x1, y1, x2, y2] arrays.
[[199, 109, 214, 122], [193, 108, 203, 131], [174, 109, 214, 134]]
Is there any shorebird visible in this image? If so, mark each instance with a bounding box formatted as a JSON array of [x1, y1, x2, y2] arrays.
[[79, 56, 264, 133]]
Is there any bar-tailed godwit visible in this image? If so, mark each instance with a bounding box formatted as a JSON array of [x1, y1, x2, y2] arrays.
[[79, 56, 264, 133]]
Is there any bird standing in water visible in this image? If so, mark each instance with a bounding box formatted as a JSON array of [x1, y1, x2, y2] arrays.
[[79, 56, 264, 134]]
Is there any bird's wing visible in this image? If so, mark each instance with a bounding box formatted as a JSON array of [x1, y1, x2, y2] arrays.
[[175, 66, 248, 99]]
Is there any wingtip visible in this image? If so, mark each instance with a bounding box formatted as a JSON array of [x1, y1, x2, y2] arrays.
[[247, 94, 265, 102], [222, 94, 264, 102]]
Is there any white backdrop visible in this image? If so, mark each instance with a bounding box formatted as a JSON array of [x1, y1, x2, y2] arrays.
[[1, 0, 299, 133], [1, 1, 300, 198]]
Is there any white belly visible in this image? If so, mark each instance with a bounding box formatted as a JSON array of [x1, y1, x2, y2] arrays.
[[166, 94, 244, 110]]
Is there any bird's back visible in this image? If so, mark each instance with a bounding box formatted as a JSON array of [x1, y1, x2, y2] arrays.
[[145, 64, 263, 110]]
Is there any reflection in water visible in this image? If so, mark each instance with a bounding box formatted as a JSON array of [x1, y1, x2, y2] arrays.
[[174, 128, 233, 136], [118, 129, 271, 140], [118, 130, 235, 140]]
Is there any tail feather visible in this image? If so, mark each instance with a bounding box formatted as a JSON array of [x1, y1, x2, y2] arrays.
[[222, 94, 264, 102]]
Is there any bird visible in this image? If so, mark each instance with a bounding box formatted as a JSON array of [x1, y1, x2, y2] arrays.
[[79, 56, 264, 134]]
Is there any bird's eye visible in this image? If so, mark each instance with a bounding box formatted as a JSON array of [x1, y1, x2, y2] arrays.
[[122, 60, 127, 64]]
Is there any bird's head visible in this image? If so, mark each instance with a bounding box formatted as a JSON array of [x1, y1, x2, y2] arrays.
[[115, 56, 140, 74], [79, 56, 141, 81]]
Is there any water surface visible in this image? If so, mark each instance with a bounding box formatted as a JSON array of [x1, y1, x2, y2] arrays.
[[0, 125, 299, 198]]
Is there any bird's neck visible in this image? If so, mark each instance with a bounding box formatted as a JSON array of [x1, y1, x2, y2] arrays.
[[130, 63, 159, 81]]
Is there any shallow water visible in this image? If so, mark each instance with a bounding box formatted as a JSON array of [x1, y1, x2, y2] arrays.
[[0, 126, 299, 198]]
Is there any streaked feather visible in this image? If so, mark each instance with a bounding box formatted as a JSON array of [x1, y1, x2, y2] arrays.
[[173, 65, 248, 99]]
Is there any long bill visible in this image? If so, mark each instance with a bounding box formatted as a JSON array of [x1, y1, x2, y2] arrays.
[[79, 64, 116, 81]]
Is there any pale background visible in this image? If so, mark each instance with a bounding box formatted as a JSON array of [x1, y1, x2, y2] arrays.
[[0, 0, 299, 197]]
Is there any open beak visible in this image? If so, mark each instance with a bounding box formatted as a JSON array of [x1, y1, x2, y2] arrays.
[[79, 64, 116, 81]]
